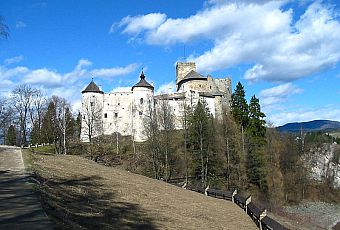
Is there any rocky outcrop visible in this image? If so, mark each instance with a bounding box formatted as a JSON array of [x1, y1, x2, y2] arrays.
[[304, 143, 340, 188]]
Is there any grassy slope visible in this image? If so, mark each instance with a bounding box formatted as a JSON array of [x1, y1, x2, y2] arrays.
[[25, 150, 257, 230]]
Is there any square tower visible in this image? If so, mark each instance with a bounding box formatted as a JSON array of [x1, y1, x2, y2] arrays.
[[176, 62, 196, 86]]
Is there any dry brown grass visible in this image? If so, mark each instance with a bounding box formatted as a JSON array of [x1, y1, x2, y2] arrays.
[[25, 150, 257, 229]]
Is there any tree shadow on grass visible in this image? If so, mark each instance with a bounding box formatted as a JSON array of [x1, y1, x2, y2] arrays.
[[33, 173, 158, 229]]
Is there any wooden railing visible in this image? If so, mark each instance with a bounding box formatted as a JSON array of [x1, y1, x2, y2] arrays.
[[170, 181, 288, 230]]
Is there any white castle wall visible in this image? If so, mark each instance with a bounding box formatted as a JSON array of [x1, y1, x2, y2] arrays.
[[81, 62, 232, 142]]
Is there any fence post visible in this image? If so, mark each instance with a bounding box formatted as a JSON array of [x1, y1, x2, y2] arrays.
[[204, 185, 210, 196], [245, 196, 251, 213], [232, 189, 237, 203], [259, 209, 267, 230]]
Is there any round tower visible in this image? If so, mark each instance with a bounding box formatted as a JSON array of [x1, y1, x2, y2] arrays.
[[81, 79, 104, 142], [132, 71, 154, 142]]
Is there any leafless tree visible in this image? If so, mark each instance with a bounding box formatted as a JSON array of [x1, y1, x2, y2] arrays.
[[29, 90, 47, 144], [82, 96, 103, 143], [51, 96, 73, 154], [11, 85, 39, 146], [143, 100, 162, 179], [158, 96, 175, 181], [180, 100, 191, 183]]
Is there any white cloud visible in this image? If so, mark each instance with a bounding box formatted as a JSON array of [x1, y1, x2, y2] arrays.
[[0, 79, 14, 89], [117, 1, 340, 82], [260, 83, 303, 98], [259, 83, 303, 107], [4, 56, 24, 65], [116, 13, 167, 34], [75, 59, 92, 70], [90, 63, 139, 78], [268, 105, 340, 126], [155, 81, 176, 95], [0, 66, 29, 79], [0, 59, 138, 110], [23, 68, 62, 87], [16, 21, 27, 29]]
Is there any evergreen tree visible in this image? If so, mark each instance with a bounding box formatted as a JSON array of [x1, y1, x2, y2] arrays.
[[6, 125, 17, 146], [246, 95, 267, 191], [188, 100, 217, 188], [231, 82, 249, 128], [75, 112, 82, 140], [41, 100, 56, 144]]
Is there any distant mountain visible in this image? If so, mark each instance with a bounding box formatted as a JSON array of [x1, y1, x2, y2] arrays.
[[277, 120, 340, 133]]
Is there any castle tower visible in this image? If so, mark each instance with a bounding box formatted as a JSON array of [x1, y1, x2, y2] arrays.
[[132, 71, 154, 142], [176, 62, 196, 86], [81, 80, 104, 142]]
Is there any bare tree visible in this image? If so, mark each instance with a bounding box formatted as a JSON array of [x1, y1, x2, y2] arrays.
[[180, 100, 191, 184], [29, 90, 47, 144], [11, 85, 39, 146], [143, 100, 162, 179], [82, 96, 103, 143], [158, 96, 175, 181], [51, 96, 73, 154]]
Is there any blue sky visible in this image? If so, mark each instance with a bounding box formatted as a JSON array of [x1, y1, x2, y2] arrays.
[[0, 0, 339, 126]]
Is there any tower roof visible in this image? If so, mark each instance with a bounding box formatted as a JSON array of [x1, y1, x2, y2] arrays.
[[82, 80, 103, 94], [132, 72, 154, 91], [177, 70, 207, 88]]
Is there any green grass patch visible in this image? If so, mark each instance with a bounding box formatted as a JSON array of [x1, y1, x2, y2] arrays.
[[32, 145, 55, 154]]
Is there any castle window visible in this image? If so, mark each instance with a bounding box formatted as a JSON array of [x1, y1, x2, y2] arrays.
[[104, 113, 107, 118], [90, 102, 94, 106], [140, 98, 143, 104], [107, 103, 109, 106], [210, 86, 211, 89], [139, 111, 142, 115], [114, 113, 118, 118], [118, 103, 120, 106]]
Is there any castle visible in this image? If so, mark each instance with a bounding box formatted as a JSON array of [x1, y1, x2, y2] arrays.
[[81, 62, 232, 142]]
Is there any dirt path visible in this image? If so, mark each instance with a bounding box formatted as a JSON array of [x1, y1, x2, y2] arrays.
[[0, 146, 54, 229]]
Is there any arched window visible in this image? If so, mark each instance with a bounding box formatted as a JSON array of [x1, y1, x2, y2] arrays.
[[140, 98, 143, 104]]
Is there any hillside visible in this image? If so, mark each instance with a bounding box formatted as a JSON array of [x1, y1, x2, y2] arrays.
[[24, 150, 257, 229], [277, 120, 340, 133]]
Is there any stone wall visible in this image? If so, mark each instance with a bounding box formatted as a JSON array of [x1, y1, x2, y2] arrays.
[[176, 62, 196, 85]]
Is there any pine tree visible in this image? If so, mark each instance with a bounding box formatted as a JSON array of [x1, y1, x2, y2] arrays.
[[6, 125, 16, 146], [231, 82, 249, 128], [75, 112, 82, 140], [246, 95, 267, 191], [41, 101, 56, 144]]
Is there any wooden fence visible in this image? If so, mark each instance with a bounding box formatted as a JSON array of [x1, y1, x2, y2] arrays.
[[171, 182, 288, 230]]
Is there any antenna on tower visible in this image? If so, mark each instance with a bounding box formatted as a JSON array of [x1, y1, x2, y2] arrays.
[[183, 45, 186, 60]]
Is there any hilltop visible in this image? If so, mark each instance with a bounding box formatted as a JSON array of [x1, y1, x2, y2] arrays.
[[277, 120, 340, 133], [24, 150, 257, 230]]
